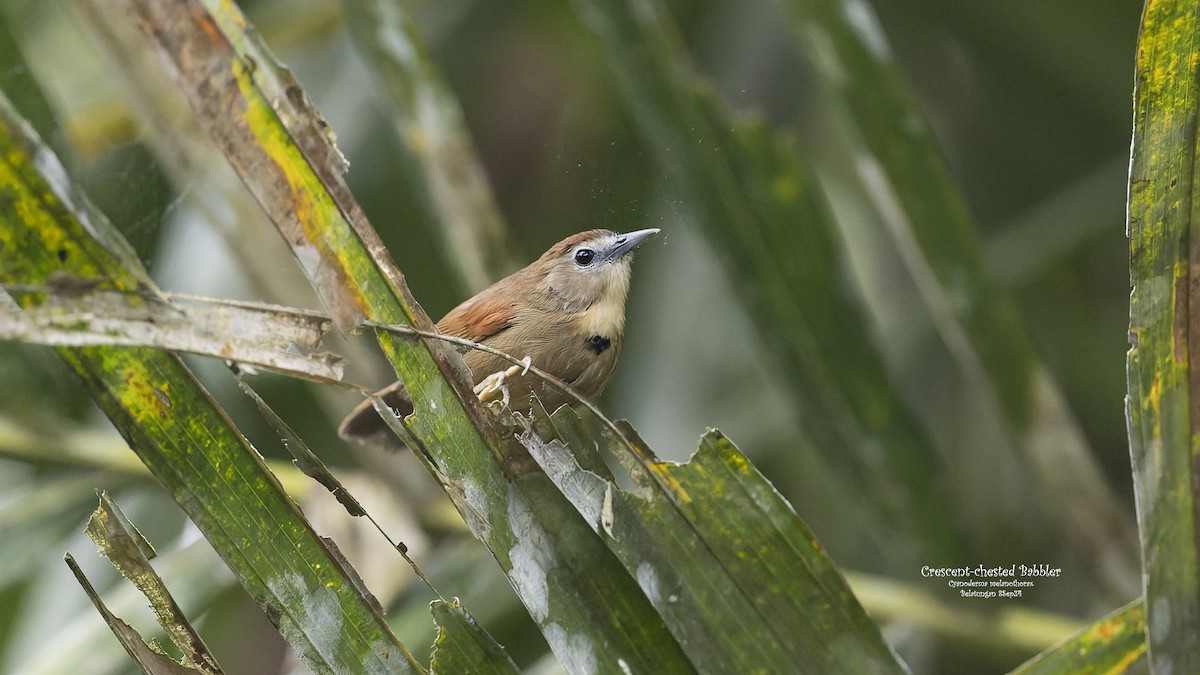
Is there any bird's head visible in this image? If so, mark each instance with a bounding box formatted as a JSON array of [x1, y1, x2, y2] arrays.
[[536, 228, 660, 312]]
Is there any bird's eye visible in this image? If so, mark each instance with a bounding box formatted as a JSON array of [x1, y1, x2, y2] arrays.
[[574, 248, 596, 266]]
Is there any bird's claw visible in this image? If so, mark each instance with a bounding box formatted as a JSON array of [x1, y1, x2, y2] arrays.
[[473, 358, 531, 410]]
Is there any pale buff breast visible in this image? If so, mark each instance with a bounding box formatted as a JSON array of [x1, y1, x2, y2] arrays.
[[462, 302, 625, 413]]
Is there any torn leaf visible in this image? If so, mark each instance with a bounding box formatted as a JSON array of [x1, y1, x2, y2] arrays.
[[0, 288, 344, 381], [84, 492, 223, 674]]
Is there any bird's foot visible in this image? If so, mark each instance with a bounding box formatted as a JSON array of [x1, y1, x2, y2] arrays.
[[473, 356, 533, 409]]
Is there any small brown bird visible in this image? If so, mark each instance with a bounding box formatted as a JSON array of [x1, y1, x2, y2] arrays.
[[339, 228, 660, 442]]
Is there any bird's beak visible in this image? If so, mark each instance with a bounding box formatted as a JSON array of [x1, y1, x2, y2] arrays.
[[607, 228, 661, 261]]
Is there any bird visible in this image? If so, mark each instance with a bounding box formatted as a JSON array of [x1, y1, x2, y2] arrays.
[[338, 228, 660, 443]]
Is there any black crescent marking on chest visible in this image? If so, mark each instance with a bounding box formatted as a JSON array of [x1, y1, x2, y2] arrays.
[[585, 334, 612, 355]]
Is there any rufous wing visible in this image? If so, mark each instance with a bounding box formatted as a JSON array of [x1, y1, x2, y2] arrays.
[[436, 294, 518, 342], [339, 293, 517, 443]]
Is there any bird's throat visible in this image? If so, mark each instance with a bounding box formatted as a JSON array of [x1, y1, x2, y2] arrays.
[[575, 291, 627, 339]]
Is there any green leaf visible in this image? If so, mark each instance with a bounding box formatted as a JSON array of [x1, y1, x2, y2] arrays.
[[1010, 599, 1146, 674], [1127, 0, 1200, 667], [0, 90, 420, 675], [429, 599, 520, 675], [525, 404, 909, 674]]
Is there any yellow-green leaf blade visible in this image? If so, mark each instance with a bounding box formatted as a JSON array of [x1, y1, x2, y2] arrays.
[[1010, 599, 1146, 675], [1127, 0, 1200, 667]]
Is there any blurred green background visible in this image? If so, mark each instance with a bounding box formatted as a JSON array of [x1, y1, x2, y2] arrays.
[[0, 0, 1143, 673]]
